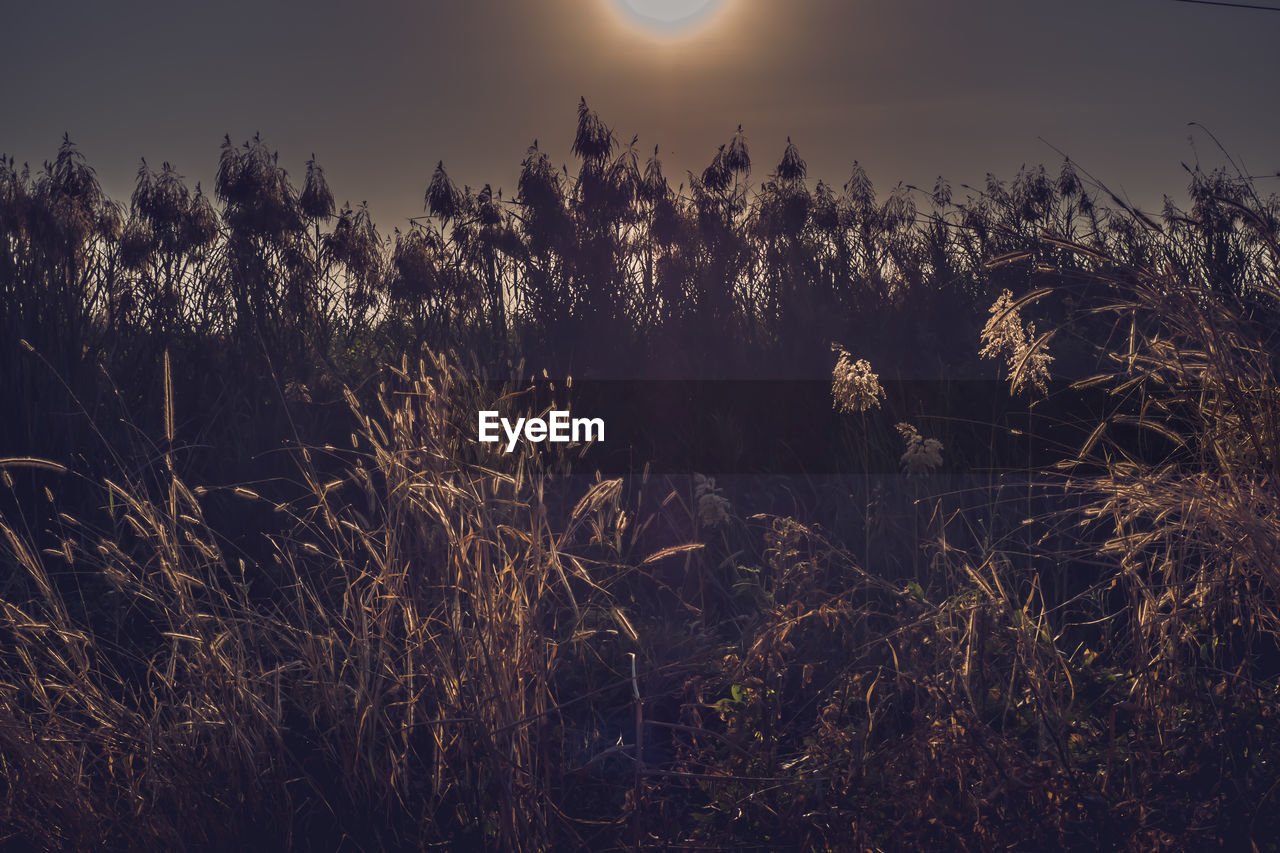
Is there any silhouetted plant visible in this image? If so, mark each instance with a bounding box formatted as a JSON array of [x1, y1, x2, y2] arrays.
[[6, 112, 1280, 850]]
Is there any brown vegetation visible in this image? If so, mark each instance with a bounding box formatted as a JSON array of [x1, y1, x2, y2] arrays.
[[4, 108, 1280, 849]]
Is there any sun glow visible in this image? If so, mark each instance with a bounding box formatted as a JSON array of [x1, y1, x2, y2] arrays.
[[612, 0, 726, 34]]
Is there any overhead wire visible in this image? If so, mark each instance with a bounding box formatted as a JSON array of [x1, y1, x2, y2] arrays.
[[1170, 0, 1280, 11]]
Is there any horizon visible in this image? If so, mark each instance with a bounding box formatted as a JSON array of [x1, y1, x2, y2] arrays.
[[5, 0, 1280, 227]]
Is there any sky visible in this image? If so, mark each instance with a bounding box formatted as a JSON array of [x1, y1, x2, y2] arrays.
[[5, 0, 1280, 228]]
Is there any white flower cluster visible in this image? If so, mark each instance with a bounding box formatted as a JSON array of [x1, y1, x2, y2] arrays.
[[694, 473, 731, 528], [831, 345, 884, 414], [896, 422, 944, 476], [979, 289, 1053, 395]]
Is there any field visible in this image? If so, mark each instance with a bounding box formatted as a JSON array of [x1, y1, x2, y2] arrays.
[[4, 109, 1280, 849]]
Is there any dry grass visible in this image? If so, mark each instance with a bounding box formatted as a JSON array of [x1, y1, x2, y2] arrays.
[[0, 352, 673, 850], [5, 127, 1280, 849], [7, 267, 1280, 847]]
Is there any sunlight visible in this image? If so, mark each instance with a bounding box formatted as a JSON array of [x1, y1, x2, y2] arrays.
[[612, 0, 726, 34]]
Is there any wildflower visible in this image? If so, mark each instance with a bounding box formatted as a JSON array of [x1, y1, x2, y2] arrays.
[[831, 345, 884, 414], [694, 473, 730, 528], [897, 423, 943, 475], [979, 289, 1053, 395]]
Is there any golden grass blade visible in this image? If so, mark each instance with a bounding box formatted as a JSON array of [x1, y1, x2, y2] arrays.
[[163, 348, 174, 445], [641, 542, 704, 565], [0, 458, 68, 474]]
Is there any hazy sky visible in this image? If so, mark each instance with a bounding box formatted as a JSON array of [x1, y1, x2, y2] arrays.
[[5, 0, 1279, 226]]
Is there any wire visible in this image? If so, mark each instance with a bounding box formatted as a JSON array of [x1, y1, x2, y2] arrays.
[[1171, 0, 1280, 11]]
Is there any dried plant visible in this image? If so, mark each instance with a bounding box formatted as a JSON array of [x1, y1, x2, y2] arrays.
[[830, 344, 884, 413], [896, 422, 944, 475], [979, 288, 1054, 394], [693, 472, 731, 528]]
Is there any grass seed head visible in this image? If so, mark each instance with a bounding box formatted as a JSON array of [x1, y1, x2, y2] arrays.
[[979, 289, 1053, 395], [831, 345, 885, 414]]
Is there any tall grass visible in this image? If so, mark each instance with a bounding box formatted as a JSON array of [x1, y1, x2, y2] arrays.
[[0, 353, 664, 849], [5, 111, 1280, 849]]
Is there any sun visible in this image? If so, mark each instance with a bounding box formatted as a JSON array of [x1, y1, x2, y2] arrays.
[[612, 0, 725, 33]]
